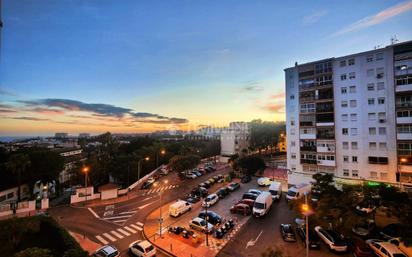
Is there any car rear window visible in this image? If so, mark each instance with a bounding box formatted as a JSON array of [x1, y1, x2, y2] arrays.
[[145, 245, 154, 252]]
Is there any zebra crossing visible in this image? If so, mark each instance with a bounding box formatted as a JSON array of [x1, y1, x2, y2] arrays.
[[143, 184, 179, 195], [95, 221, 144, 244]]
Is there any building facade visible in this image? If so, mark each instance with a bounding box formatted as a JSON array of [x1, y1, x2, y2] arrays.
[[285, 41, 412, 188], [220, 122, 250, 156]]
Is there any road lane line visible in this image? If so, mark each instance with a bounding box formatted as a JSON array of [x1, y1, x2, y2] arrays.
[[137, 201, 156, 210], [119, 211, 137, 215], [136, 222, 144, 227], [117, 228, 130, 236], [124, 226, 137, 233], [131, 224, 142, 231], [110, 230, 124, 239], [87, 208, 99, 218], [96, 235, 108, 244], [103, 215, 132, 220], [113, 219, 127, 224], [103, 233, 117, 242]]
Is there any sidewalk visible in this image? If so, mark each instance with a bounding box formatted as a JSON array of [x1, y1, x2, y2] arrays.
[[0, 210, 45, 221], [69, 231, 101, 255]]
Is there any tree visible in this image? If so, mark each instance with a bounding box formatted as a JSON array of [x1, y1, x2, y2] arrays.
[[235, 156, 266, 176], [168, 155, 201, 176], [249, 119, 285, 154], [14, 247, 53, 257], [261, 247, 284, 257], [5, 154, 31, 201], [311, 173, 339, 198]]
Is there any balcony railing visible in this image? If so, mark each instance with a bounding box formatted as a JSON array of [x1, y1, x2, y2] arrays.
[[300, 146, 316, 152], [396, 102, 412, 108], [300, 159, 317, 164], [398, 149, 412, 156]]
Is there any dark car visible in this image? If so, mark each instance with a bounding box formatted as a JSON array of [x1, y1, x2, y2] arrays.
[[198, 210, 222, 225], [191, 187, 208, 198], [185, 195, 200, 203], [241, 175, 252, 183], [296, 226, 321, 249], [203, 181, 212, 188], [205, 167, 213, 172], [242, 192, 258, 201], [380, 223, 402, 240], [230, 203, 251, 216], [237, 199, 255, 208], [208, 166, 217, 171], [199, 168, 207, 175], [280, 224, 297, 242], [228, 182, 240, 191], [141, 181, 153, 189], [198, 183, 208, 189], [213, 175, 219, 181], [352, 219, 376, 237], [216, 188, 229, 199], [348, 238, 375, 257]]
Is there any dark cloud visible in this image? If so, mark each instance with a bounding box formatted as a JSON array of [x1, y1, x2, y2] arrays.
[[0, 109, 17, 113], [11, 116, 50, 121]]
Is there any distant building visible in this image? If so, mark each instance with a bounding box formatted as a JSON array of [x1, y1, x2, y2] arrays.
[[78, 133, 90, 138], [220, 122, 250, 156], [55, 132, 68, 139], [0, 184, 30, 204], [53, 148, 84, 184]]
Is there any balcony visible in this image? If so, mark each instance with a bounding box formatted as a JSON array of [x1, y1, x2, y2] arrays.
[[300, 121, 315, 127], [316, 103, 334, 113], [317, 145, 335, 153], [316, 113, 334, 126], [300, 146, 316, 152], [395, 75, 412, 93], [397, 117, 412, 124], [317, 128, 335, 140], [300, 133, 316, 140], [396, 102, 412, 109], [397, 132, 412, 140], [317, 160, 335, 166], [398, 149, 412, 156], [301, 159, 317, 164]]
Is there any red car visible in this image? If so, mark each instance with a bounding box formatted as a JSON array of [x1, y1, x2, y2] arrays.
[[237, 199, 254, 208], [350, 239, 375, 257], [230, 203, 251, 216]]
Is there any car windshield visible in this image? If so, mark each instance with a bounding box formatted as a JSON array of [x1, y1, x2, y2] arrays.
[[199, 220, 206, 226], [393, 254, 407, 257], [287, 190, 297, 197], [254, 202, 265, 209], [269, 190, 278, 195], [145, 245, 154, 252]]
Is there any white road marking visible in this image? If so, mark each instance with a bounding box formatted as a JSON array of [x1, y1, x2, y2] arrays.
[[137, 202, 156, 210], [117, 228, 130, 236], [119, 211, 137, 215], [103, 233, 116, 242], [104, 215, 132, 220], [110, 230, 124, 239], [246, 230, 263, 249], [124, 226, 137, 233], [96, 235, 108, 244], [113, 219, 127, 224], [87, 208, 100, 218], [131, 224, 143, 231]]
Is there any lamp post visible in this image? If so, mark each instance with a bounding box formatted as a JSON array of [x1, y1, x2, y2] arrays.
[[138, 157, 150, 181], [399, 157, 407, 189], [301, 193, 314, 257], [82, 166, 89, 206], [156, 149, 166, 168], [155, 180, 168, 238]]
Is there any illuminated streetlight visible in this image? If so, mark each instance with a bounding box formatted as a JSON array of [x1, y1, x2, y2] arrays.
[[155, 180, 168, 238], [82, 166, 90, 206], [138, 157, 150, 181]]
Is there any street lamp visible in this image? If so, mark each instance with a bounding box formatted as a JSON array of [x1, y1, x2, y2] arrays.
[[138, 157, 150, 181], [301, 193, 314, 257], [156, 149, 166, 167], [154, 179, 168, 238], [398, 157, 408, 189], [82, 166, 90, 206]]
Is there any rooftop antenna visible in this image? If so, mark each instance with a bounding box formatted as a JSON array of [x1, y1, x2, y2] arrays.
[[390, 35, 399, 45], [374, 45, 382, 50]]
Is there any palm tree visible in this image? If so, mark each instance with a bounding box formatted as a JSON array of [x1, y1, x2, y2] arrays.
[[6, 154, 31, 202]]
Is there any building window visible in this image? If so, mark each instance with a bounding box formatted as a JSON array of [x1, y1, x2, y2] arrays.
[[379, 127, 386, 135], [376, 67, 384, 79], [349, 85, 356, 93], [343, 156, 349, 162], [342, 114, 348, 121], [291, 153, 296, 159], [377, 82, 385, 90], [343, 142, 349, 149], [291, 141, 295, 147], [291, 120, 295, 126], [340, 60, 346, 67], [350, 113, 357, 121], [352, 156, 358, 163], [341, 74, 347, 81], [367, 69, 374, 77], [379, 142, 387, 150], [352, 170, 359, 177], [369, 142, 377, 149], [368, 113, 376, 120], [348, 58, 355, 66], [380, 172, 388, 180], [290, 95, 295, 99], [351, 128, 358, 136], [367, 83, 375, 91], [343, 169, 350, 176], [370, 171, 378, 179], [349, 72, 356, 79], [368, 156, 388, 164], [378, 112, 386, 122], [350, 100, 357, 107], [368, 98, 375, 105], [341, 101, 348, 108], [376, 52, 383, 60], [397, 110, 412, 118], [378, 97, 385, 104], [351, 142, 358, 149], [341, 87, 347, 94], [369, 127, 376, 135], [342, 128, 349, 135], [290, 128, 295, 135], [366, 55, 373, 62]]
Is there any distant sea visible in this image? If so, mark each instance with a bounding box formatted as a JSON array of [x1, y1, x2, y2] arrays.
[[0, 136, 43, 143]]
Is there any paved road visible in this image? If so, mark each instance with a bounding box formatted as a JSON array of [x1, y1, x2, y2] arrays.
[[50, 163, 230, 257]]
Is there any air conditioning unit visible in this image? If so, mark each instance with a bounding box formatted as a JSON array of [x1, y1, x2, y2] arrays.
[[379, 119, 386, 123]]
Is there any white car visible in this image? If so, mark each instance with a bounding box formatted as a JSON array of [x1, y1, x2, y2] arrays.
[[257, 177, 273, 186], [146, 177, 155, 184], [366, 239, 407, 257], [128, 240, 156, 257], [94, 245, 120, 257], [189, 217, 213, 234], [314, 226, 348, 252], [186, 173, 197, 179], [202, 194, 219, 208]]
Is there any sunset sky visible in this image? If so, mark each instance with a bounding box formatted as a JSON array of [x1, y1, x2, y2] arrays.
[[1, 0, 412, 136]]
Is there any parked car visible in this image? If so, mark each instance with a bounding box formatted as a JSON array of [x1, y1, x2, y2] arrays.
[[141, 181, 154, 190], [253, 192, 273, 217], [202, 194, 219, 208], [199, 168, 207, 175], [198, 182, 208, 189], [216, 174, 225, 183], [237, 199, 255, 208], [208, 166, 217, 171], [366, 239, 407, 257], [216, 188, 228, 199], [380, 223, 402, 240], [248, 189, 262, 196], [314, 226, 348, 252], [230, 203, 252, 216], [94, 245, 120, 257], [203, 180, 212, 188], [186, 173, 197, 179], [257, 177, 273, 186], [241, 175, 252, 183], [348, 238, 375, 257], [128, 240, 156, 257], [280, 224, 297, 242], [198, 210, 222, 225], [296, 226, 321, 249], [193, 170, 202, 177], [208, 178, 216, 184], [352, 219, 376, 237], [205, 167, 213, 172], [147, 177, 155, 184], [269, 182, 282, 201], [286, 183, 311, 201], [185, 195, 200, 204], [168, 226, 184, 235], [189, 217, 213, 234], [228, 182, 240, 191], [242, 192, 258, 201], [191, 187, 208, 198], [168, 200, 192, 217], [355, 201, 377, 215]]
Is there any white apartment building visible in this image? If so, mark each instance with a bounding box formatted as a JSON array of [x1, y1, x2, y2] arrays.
[[285, 40, 412, 188], [220, 122, 250, 156]]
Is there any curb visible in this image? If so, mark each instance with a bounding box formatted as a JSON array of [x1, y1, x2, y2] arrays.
[[142, 224, 177, 257]]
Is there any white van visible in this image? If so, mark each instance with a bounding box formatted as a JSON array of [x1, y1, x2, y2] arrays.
[[252, 192, 272, 217], [169, 200, 192, 217], [286, 183, 311, 201], [268, 182, 282, 200]]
